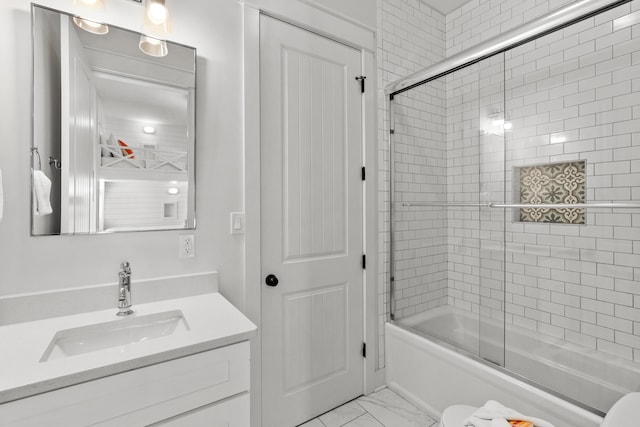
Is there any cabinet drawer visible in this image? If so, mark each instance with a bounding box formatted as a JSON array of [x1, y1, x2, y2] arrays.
[[152, 392, 249, 427], [0, 341, 249, 427]]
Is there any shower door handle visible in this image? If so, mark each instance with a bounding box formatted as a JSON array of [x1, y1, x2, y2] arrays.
[[265, 274, 279, 287]]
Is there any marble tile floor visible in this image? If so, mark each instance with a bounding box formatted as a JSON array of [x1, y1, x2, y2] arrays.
[[299, 388, 439, 427]]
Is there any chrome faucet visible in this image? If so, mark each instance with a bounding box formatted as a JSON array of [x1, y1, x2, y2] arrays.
[[117, 261, 133, 316]]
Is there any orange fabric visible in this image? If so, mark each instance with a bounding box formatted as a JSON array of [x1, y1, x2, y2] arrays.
[[509, 421, 533, 427], [118, 139, 135, 159]]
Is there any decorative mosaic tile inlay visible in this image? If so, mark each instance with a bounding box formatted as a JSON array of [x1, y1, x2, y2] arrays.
[[519, 161, 586, 224]]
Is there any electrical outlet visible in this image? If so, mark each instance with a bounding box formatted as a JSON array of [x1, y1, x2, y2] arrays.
[[179, 234, 195, 258]]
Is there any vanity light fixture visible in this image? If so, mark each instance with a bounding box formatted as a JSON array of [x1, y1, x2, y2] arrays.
[[142, 125, 156, 134], [146, 0, 168, 26], [143, 0, 172, 35], [139, 35, 168, 57], [139, 0, 171, 57], [72, 16, 109, 35], [72, 0, 108, 34], [72, 0, 173, 56], [74, 0, 105, 10]]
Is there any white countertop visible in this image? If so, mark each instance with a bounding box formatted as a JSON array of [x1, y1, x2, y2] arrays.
[[0, 292, 256, 404]]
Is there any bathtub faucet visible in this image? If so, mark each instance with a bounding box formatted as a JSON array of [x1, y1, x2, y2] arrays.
[[117, 261, 134, 316]]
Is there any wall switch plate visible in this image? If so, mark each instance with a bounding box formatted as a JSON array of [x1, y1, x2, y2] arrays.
[[179, 234, 195, 258], [230, 212, 245, 235]]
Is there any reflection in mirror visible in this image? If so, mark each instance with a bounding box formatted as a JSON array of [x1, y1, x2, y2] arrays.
[[31, 4, 196, 235]]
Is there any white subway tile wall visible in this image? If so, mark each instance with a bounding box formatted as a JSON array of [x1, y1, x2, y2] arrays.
[[445, 53, 507, 327], [379, 1, 640, 370], [497, 1, 640, 363], [392, 82, 449, 318], [382, 0, 640, 371], [377, 0, 446, 369]]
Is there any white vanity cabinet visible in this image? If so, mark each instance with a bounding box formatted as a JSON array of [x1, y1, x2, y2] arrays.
[[0, 341, 250, 427]]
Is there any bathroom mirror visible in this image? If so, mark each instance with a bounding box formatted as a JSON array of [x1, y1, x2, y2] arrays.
[[31, 4, 196, 235]]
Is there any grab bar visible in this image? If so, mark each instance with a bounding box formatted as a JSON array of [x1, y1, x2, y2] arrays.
[[401, 202, 640, 209]]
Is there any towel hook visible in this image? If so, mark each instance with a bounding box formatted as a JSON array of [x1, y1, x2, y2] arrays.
[[49, 156, 62, 171], [30, 147, 42, 170]]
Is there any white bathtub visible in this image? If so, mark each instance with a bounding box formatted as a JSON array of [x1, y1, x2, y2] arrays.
[[386, 306, 620, 427]]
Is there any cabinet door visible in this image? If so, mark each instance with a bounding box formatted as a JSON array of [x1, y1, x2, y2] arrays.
[[0, 342, 249, 427], [153, 393, 249, 427]]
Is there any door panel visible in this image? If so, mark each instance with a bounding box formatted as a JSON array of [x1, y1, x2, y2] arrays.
[[282, 48, 347, 261], [260, 15, 364, 427], [283, 283, 347, 392]]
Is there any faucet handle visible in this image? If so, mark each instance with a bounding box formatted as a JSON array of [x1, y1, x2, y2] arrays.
[[121, 261, 131, 273]]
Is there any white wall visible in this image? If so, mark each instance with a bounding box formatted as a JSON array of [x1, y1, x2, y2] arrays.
[[0, 0, 245, 308], [311, 0, 377, 28], [0, 0, 377, 308]]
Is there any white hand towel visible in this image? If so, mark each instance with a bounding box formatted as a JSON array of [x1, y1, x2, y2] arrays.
[[33, 170, 53, 216], [0, 167, 3, 222], [464, 401, 555, 427]]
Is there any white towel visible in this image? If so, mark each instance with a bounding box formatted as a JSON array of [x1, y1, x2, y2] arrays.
[[33, 170, 53, 216], [0, 167, 3, 222], [464, 401, 555, 427]]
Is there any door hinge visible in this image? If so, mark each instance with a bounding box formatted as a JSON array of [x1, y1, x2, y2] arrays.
[[355, 76, 366, 93], [362, 342, 367, 358], [361, 166, 366, 181], [362, 254, 366, 269]]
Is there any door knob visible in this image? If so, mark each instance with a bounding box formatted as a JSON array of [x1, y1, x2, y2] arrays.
[[265, 274, 279, 287]]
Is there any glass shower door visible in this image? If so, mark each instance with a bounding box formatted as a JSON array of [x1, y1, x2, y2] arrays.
[[502, 6, 640, 413], [477, 53, 507, 367], [390, 54, 508, 365]]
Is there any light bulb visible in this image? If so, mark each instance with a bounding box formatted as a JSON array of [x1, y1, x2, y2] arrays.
[[168, 187, 179, 195], [148, 2, 167, 25], [142, 0, 172, 37], [503, 121, 512, 130], [74, 0, 105, 11], [143, 125, 156, 134]]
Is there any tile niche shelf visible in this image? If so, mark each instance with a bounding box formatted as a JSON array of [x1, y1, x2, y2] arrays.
[[516, 160, 586, 225]]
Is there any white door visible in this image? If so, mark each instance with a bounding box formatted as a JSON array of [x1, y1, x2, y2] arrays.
[[260, 15, 365, 427]]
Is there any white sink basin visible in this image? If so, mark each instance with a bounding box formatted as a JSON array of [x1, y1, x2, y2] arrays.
[[40, 310, 190, 362]]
